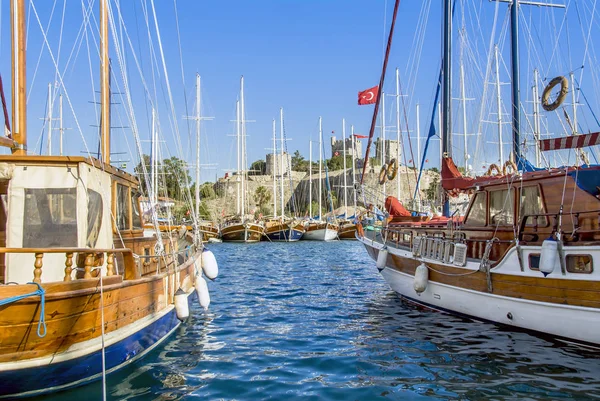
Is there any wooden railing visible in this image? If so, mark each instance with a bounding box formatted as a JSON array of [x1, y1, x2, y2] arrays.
[[0, 247, 134, 283], [518, 209, 600, 243]]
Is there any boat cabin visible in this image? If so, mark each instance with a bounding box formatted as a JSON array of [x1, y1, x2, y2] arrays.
[[0, 155, 161, 284]]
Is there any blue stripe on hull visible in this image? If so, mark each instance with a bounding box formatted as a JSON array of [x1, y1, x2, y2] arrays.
[[264, 229, 304, 242], [0, 306, 181, 397]]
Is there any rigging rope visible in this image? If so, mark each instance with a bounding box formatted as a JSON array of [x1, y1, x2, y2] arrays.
[[0, 283, 46, 337]]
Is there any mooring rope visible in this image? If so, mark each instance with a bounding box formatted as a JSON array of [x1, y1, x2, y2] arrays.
[[0, 282, 46, 337]]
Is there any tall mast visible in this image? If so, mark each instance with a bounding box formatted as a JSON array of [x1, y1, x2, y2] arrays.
[[11, 0, 26, 154], [318, 116, 322, 220], [309, 140, 312, 218], [151, 108, 157, 206], [342, 118, 347, 216], [194, 74, 201, 221], [570, 72, 577, 135], [381, 91, 386, 196], [59, 94, 64, 156], [47, 83, 53, 155], [279, 108, 284, 218], [510, 0, 521, 167], [495, 45, 504, 163], [395, 68, 401, 200], [442, 0, 452, 216], [351, 125, 357, 216], [272, 119, 277, 217], [415, 103, 421, 207], [100, 0, 110, 164], [236, 100, 240, 215], [532, 69, 541, 167], [240, 76, 246, 217], [460, 63, 468, 172]]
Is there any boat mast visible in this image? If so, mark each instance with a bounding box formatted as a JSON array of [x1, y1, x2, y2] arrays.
[[532, 69, 541, 167], [460, 63, 468, 172], [151, 108, 157, 206], [415, 103, 421, 207], [351, 125, 357, 216], [59, 94, 64, 155], [100, 0, 110, 164], [280, 108, 284, 219], [47, 83, 53, 155], [240, 77, 246, 217], [236, 100, 240, 215], [342, 118, 347, 216], [381, 91, 386, 196], [194, 74, 201, 222], [309, 140, 312, 218], [509, 0, 520, 167], [495, 45, 504, 164], [11, 0, 26, 155], [442, 0, 452, 216], [318, 116, 322, 220], [272, 119, 277, 217], [395, 68, 401, 200]]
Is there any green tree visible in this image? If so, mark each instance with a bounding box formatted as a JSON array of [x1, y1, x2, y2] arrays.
[[291, 150, 307, 172], [249, 159, 266, 175], [426, 177, 440, 202], [326, 155, 353, 171], [254, 186, 271, 207], [133, 154, 151, 195], [162, 156, 192, 201]]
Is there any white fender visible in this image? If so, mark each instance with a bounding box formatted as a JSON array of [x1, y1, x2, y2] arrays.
[[195, 275, 211, 310], [174, 288, 189, 321], [201, 248, 219, 280], [414, 263, 429, 293], [539, 239, 558, 276], [376, 248, 388, 270]]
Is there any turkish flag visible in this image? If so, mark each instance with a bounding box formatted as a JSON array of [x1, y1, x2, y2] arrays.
[[358, 85, 379, 105], [353, 134, 368, 138]]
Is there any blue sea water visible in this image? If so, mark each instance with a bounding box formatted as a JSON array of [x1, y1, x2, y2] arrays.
[[40, 241, 600, 400]]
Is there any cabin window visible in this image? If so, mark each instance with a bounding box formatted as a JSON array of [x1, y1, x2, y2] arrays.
[[465, 192, 486, 226], [86, 190, 103, 248], [131, 192, 143, 230], [529, 253, 540, 270], [566, 255, 593, 274], [23, 188, 77, 247], [116, 184, 130, 230], [489, 189, 514, 226], [520, 186, 547, 226]]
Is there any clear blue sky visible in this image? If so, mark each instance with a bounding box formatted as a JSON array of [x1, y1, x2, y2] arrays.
[[1, 1, 598, 182]]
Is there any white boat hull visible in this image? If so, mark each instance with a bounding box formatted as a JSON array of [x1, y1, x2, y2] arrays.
[[359, 235, 600, 346], [303, 228, 338, 241]]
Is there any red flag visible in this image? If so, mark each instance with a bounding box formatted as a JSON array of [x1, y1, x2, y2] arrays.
[[358, 85, 379, 105], [353, 134, 368, 138], [334, 151, 340, 156]]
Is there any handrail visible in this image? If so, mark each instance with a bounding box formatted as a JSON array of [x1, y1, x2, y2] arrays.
[[518, 209, 600, 242], [0, 247, 135, 283]]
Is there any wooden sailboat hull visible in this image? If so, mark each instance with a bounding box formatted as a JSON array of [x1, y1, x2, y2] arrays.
[[221, 223, 263, 243], [263, 221, 304, 242], [0, 251, 199, 397], [358, 231, 600, 346], [338, 222, 357, 240], [198, 223, 220, 242]]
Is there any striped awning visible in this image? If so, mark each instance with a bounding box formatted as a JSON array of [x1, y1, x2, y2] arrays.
[[540, 132, 600, 151]]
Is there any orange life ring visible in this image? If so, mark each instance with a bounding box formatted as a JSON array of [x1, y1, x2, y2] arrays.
[[485, 163, 502, 177], [379, 164, 389, 185], [542, 76, 568, 112], [386, 158, 398, 181], [502, 160, 517, 175]]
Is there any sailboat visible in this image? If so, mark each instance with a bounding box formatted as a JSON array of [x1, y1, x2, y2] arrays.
[[0, 1, 213, 397], [337, 119, 358, 240], [263, 109, 305, 241], [221, 77, 264, 243], [304, 117, 339, 241], [357, 0, 600, 347]]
